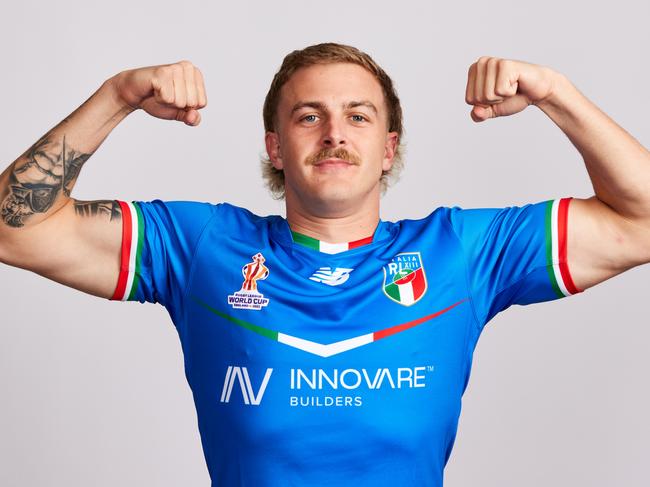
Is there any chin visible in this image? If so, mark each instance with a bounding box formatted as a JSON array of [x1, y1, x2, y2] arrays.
[[310, 181, 358, 201], [311, 184, 379, 214], [315, 192, 355, 207]]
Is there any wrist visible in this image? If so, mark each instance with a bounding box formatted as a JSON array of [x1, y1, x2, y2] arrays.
[[534, 72, 575, 113], [101, 74, 138, 117]]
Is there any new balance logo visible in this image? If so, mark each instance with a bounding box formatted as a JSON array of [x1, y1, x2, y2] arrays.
[[220, 366, 273, 406], [309, 267, 354, 286]]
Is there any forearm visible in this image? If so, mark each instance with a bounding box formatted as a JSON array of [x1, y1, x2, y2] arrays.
[[0, 76, 134, 229], [536, 73, 650, 221]]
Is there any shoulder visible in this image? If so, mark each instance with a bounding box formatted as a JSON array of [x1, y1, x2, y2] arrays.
[[388, 206, 458, 235], [212, 202, 283, 229]]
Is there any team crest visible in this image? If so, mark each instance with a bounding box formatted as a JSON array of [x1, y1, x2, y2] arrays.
[[382, 252, 428, 306], [228, 253, 270, 310]]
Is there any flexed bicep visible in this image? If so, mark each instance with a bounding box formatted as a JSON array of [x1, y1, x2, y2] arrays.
[[567, 197, 650, 291]]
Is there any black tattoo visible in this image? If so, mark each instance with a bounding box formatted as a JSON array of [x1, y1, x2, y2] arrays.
[[73, 200, 121, 221], [1, 131, 94, 227]]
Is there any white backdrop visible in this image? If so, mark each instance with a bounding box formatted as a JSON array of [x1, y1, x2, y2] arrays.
[[1, 0, 648, 485]]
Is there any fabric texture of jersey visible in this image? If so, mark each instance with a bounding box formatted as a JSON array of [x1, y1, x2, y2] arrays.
[[110, 198, 581, 486]]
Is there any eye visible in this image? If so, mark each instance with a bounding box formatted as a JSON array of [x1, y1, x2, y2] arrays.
[[351, 114, 367, 123], [301, 114, 319, 123]]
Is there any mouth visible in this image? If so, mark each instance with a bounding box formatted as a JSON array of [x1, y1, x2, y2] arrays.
[[313, 158, 356, 168]]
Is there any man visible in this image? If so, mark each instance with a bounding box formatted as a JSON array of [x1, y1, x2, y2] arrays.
[[0, 43, 648, 486]]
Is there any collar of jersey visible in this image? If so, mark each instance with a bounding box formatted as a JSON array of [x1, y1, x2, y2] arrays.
[[290, 230, 374, 254], [269, 216, 394, 256]]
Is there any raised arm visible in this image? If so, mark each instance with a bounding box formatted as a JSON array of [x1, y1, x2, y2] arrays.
[[465, 56, 650, 292], [0, 61, 207, 298]]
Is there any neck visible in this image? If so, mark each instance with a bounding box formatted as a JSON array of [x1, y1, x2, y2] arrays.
[[285, 195, 380, 243]]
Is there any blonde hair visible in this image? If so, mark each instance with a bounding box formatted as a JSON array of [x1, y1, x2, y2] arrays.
[[261, 42, 405, 199]]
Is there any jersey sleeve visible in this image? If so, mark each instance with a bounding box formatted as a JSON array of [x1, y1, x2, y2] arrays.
[[109, 199, 217, 308], [446, 198, 583, 327]]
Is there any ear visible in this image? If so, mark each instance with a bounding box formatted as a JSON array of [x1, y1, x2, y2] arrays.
[[382, 131, 399, 172], [265, 132, 283, 170]]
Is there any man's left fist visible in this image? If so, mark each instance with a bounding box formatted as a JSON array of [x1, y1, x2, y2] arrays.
[[465, 56, 558, 122]]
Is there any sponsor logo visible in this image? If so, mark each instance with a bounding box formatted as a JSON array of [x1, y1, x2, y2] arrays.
[[289, 365, 432, 408], [220, 366, 273, 406], [309, 267, 354, 286], [290, 366, 429, 390], [218, 364, 435, 407], [228, 253, 270, 310], [382, 252, 427, 306]]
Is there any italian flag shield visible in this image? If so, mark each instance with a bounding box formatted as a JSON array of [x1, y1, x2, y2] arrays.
[[382, 252, 428, 306]]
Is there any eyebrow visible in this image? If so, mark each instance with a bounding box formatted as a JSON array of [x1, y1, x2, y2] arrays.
[[290, 100, 378, 115]]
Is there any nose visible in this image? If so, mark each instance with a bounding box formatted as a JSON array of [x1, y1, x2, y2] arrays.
[[321, 117, 347, 147]]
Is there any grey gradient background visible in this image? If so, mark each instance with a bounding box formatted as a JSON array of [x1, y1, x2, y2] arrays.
[[1, 0, 648, 485]]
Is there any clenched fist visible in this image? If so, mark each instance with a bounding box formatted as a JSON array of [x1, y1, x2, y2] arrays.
[[465, 56, 559, 122], [109, 60, 207, 126]]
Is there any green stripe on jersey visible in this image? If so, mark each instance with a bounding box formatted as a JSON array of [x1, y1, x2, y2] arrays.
[[291, 231, 320, 251], [128, 202, 145, 300], [544, 200, 564, 298]]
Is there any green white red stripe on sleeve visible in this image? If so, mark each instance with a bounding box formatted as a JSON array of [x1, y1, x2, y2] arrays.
[[545, 198, 582, 297], [111, 201, 144, 301]]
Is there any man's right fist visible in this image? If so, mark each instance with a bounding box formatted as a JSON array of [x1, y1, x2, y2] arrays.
[[110, 61, 207, 126]]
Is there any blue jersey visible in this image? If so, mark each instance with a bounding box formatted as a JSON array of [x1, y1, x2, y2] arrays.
[[110, 198, 581, 486]]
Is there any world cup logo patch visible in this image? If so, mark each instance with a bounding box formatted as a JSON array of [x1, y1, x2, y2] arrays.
[[228, 252, 270, 310], [382, 252, 427, 306]]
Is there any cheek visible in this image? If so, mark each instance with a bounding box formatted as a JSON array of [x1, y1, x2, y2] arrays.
[[282, 145, 306, 167], [276, 142, 312, 178], [366, 137, 389, 163]]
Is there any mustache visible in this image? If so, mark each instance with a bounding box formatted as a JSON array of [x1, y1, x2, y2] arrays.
[[305, 147, 361, 166]]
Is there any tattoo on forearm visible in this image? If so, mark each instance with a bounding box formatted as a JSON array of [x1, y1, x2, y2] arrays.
[[1, 130, 94, 227], [74, 200, 121, 221]]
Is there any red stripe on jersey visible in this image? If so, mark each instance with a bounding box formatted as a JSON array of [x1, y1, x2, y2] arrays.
[[111, 200, 132, 300], [373, 299, 466, 340], [348, 235, 373, 249], [557, 198, 581, 294]]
